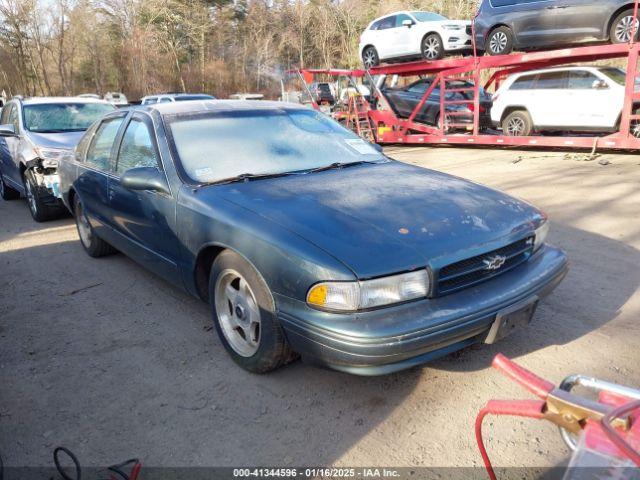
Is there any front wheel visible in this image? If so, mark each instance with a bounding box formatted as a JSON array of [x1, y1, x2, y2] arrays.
[[422, 33, 444, 61], [210, 250, 296, 373], [23, 169, 61, 222], [502, 110, 533, 137], [610, 9, 639, 44], [486, 27, 514, 56]]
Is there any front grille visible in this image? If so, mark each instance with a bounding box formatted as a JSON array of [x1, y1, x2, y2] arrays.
[[436, 237, 534, 296], [466, 26, 473, 36]]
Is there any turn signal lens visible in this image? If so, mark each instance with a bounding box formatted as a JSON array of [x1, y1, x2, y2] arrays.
[[534, 221, 549, 252], [307, 270, 430, 313]]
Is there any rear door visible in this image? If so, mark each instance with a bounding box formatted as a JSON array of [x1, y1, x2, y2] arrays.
[[526, 70, 569, 127], [550, 0, 605, 42], [76, 113, 127, 239], [107, 113, 180, 283], [509, 0, 560, 47], [374, 15, 398, 58]]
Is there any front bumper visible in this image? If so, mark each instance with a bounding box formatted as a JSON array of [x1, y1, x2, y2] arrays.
[[277, 245, 568, 375], [444, 33, 473, 52]]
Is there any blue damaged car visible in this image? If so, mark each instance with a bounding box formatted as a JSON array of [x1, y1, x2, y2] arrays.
[[57, 100, 568, 375]]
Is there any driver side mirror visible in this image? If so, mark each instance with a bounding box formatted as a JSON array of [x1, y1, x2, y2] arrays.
[[121, 167, 170, 195], [0, 124, 16, 136], [402, 19, 414, 28], [592, 79, 609, 90]]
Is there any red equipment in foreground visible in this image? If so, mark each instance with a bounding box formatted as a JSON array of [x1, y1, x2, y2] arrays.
[[477, 354, 640, 480]]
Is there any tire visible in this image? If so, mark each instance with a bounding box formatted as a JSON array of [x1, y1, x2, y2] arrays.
[[209, 250, 296, 373], [631, 109, 640, 138], [23, 169, 60, 222], [0, 170, 20, 200], [435, 112, 454, 133], [486, 26, 514, 56], [502, 110, 533, 137], [610, 9, 639, 44], [422, 33, 444, 61], [362, 46, 379, 69], [73, 195, 116, 257]]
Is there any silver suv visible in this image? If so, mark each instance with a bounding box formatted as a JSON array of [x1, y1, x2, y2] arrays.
[[0, 97, 114, 221]]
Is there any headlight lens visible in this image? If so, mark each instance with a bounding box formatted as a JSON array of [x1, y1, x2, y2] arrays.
[[307, 270, 430, 312], [534, 221, 549, 252], [34, 147, 73, 168]]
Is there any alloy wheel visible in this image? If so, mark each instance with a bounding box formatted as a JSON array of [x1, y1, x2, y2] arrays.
[[423, 37, 441, 60], [76, 202, 93, 248], [363, 49, 377, 69], [632, 120, 640, 138], [214, 269, 261, 357], [24, 177, 37, 215], [615, 16, 639, 42], [507, 117, 526, 136], [490, 32, 508, 54]]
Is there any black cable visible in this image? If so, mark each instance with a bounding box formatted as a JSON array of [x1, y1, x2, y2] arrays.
[[53, 446, 82, 480]]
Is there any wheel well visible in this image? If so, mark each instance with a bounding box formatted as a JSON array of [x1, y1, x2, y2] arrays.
[[607, 4, 637, 37], [486, 23, 512, 43], [19, 162, 26, 178], [362, 45, 376, 56], [194, 245, 226, 302], [500, 106, 529, 124]]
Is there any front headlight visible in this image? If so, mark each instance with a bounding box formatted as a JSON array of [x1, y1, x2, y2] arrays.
[[34, 147, 73, 168], [307, 270, 430, 313], [443, 25, 464, 31], [533, 221, 549, 252]]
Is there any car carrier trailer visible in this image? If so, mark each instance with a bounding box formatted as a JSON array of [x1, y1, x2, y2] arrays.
[[284, 0, 640, 151]]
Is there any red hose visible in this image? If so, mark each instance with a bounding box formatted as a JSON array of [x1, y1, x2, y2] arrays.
[[601, 400, 640, 467], [492, 354, 555, 398], [475, 399, 546, 480]]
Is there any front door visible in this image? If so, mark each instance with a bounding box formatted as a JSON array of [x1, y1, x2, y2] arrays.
[[565, 70, 621, 129], [107, 114, 180, 284]]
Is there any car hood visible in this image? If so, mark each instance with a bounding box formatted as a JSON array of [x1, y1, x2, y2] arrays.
[[206, 161, 543, 279], [27, 131, 85, 150]]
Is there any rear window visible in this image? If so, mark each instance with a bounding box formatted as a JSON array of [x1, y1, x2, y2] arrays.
[[23, 103, 116, 133], [510, 74, 538, 90], [174, 95, 215, 101]]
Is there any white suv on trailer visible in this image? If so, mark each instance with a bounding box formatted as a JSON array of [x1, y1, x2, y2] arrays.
[[492, 66, 640, 137], [359, 11, 473, 68]]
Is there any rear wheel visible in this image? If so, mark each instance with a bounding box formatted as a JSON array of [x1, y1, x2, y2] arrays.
[[502, 110, 533, 137], [610, 9, 640, 44], [0, 170, 20, 200], [362, 47, 379, 69], [74, 195, 116, 257], [422, 33, 444, 61], [210, 250, 296, 373], [486, 26, 514, 56]]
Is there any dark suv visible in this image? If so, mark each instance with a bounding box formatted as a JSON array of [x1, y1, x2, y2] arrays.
[[475, 0, 640, 56]]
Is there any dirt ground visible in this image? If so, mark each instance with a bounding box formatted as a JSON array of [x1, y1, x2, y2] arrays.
[[1, 146, 639, 474]]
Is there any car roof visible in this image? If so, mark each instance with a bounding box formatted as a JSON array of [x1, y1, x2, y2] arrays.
[[511, 66, 602, 78], [20, 96, 112, 105], [134, 99, 306, 116]]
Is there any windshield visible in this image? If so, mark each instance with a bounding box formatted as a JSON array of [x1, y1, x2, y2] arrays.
[[166, 109, 385, 184], [175, 95, 215, 101], [411, 12, 447, 22], [23, 103, 116, 133]]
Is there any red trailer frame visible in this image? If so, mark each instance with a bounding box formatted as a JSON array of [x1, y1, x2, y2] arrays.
[[289, 1, 640, 151]]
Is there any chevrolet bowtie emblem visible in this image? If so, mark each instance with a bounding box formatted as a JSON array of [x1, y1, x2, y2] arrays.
[[483, 255, 507, 271]]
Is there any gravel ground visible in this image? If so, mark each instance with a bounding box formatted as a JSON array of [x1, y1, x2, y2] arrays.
[[1, 146, 639, 474]]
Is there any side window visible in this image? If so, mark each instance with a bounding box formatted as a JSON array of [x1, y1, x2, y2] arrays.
[[6, 105, 19, 131], [378, 16, 396, 30], [75, 123, 97, 162], [85, 116, 125, 171], [535, 71, 568, 90], [116, 119, 159, 174], [567, 71, 600, 90], [0, 103, 13, 124], [158, 97, 172, 103], [408, 81, 431, 93], [395, 14, 413, 27], [370, 19, 383, 30], [510, 74, 538, 90]]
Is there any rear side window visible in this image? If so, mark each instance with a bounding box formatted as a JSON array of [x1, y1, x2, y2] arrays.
[[85, 116, 125, 171], [567, 71, 600, 89], [375, 16, 396, 30], [535, 71, 568, 89], [510, 74, 538, 90], [116, 119, 160, 174]]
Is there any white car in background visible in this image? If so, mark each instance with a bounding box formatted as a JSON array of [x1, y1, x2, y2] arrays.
[[359, 11, 472, 68], [492, 66, 640, 137]]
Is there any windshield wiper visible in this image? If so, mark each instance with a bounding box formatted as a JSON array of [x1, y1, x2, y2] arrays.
[[207, 172, 295, 186], [306, 160, 374, 174]]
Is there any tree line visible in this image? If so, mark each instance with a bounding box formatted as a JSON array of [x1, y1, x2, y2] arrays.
[[0, 0, 478, 101]]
